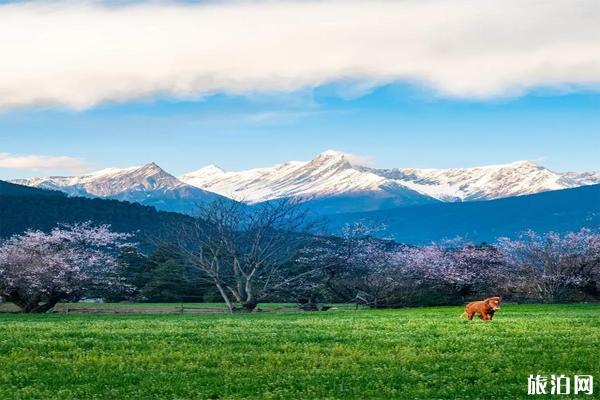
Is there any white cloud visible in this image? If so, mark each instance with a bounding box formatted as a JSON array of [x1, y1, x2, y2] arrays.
[[1, 0, 600, 109], [0, 152, 91, 173]]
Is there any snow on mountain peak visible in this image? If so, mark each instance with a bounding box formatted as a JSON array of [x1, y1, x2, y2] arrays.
[[374, 160, 571, 201], [11, 161, 226, 214], [182, 164, 225, 177], [138, 161, 163, 173], [179, 152, 600, 204], [306, 150, 353, 171], [316, 149, 346, 159], [312, 150, 371, 167], [510, 160, 537, 166], [203, 164, 225, 173], [504, 160, 547, 171], [179, 150, 392, 203]]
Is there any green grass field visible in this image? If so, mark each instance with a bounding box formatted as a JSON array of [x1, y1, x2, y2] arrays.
[[0, 304, 598, 399]]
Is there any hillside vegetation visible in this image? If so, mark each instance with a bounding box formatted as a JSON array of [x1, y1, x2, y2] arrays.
[[0, 180, 195, 252]]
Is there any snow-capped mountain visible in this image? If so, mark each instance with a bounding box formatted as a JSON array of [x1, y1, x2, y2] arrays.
[[13, 163, 225, 214], [180, 151, 600, 206], [13, 151, 600, 216], [561, 171, 600, 186], [181, 151, 390, 202], [368, 161, 597, 202], [180, 150, 438, 213]]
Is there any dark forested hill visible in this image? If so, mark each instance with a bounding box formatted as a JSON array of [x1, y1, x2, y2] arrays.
[[326, 184, 600, 244], [0, 180, 196, 252], [0, 180, 66, 197]]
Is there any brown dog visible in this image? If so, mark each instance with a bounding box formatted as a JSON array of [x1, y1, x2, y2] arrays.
[[463, 296, 502, 321]]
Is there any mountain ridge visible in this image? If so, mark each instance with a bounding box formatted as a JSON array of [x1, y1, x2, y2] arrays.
[[12, 150, 600, 215], [13, 162, 227, 214], [180, 150, 600, 204]]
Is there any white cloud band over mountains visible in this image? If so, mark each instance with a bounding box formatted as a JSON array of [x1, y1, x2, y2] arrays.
[[0, 152, 90, 173], [1, 0, 600, 109]]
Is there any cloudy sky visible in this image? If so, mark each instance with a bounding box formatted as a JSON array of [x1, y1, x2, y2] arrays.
[[1, 0, 600, 179]]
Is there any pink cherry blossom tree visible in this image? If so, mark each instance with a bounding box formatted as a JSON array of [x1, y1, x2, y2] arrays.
[[396, 243, 510, 299], [498, 229, 600, 302], [0, 223, 132, 313], [293, 222, 404, 307]]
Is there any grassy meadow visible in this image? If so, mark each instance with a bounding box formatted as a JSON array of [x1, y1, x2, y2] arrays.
[[0, 304, 598, 399]]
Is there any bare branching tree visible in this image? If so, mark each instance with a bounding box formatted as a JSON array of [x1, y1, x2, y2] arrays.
[[173, 198, 318, 312]]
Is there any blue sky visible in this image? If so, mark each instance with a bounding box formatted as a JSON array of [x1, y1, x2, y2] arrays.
[[2, 84, 600, 179], [1, 0, 600, 179]]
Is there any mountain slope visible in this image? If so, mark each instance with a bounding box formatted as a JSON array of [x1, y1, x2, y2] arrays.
[[13, 163, 226, 214], [325, 184, 600, 244]]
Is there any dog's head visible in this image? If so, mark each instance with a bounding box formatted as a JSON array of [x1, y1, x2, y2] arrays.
[[485, 296, 502, 311]]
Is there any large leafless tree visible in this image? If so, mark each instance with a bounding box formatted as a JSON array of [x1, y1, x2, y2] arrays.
[[174, 199, 318, 312]]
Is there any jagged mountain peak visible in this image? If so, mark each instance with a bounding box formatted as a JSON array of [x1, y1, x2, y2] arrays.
[[11, 162, 226, 214], [126, 163, 181, 183], [118, 162, 175, 178], [314, 149, 347, 160], [397, 159, 545, 174], [376, 160, 569, 201], [201, 164, 225, 173], [310, 149, 371, 168], [491, 160, 549, 173], [182, 164, 225, 177], [138, 161, 164, 173], [305, 150, 354, 172], [509, 160, 539, 167]]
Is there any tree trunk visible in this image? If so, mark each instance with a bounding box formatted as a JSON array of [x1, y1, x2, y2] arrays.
[[28, 299, 60, 313], [240, 278, 257, 312], [11, 296, 60, 313], [215, 282, 235, 313], [240, 300, 257, 312]]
